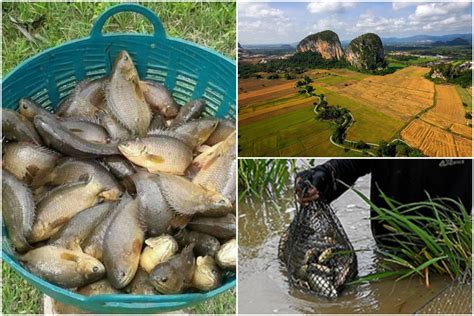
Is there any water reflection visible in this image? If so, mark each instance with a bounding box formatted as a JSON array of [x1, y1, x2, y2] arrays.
[[238, 170, 455, 314]]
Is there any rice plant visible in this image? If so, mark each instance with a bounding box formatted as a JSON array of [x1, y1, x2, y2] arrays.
[[349, 183, 472, 285], [238, 159, 319, 200], [238, 159, 295, 200]]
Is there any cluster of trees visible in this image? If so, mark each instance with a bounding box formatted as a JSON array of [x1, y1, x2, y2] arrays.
[[353, 140, 370, 150], [316, 104, 348, 120], [376, 140, 424, 157], [312, 95, 351, 145], [295, 76, 313, 87], [238, 52, 347, 78], [427, 63, 472, 88]]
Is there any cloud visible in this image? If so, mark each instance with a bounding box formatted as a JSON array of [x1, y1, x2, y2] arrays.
[[392, 2, 417, 11], [413, 2, 470, 18], [238, 3, 293, 44], [307, 1, 355, 14], [238, 2, 284, 19], [309, 17, 348, 35]]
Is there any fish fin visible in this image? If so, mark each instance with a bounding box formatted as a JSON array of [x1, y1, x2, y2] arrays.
[[65, 114, 101, 125], [51, 217, 70, 229], [196, 144, 211, 153], [139, 80, 150, 93], [60, 252, 79, 262], [156, 176, 192, 215], [132, 238, 143, 256], [170, 214, 192, 229], [31, 144, 61, 158], [145, 153, 165, 164]]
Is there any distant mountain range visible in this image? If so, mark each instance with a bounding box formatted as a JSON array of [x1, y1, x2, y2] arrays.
[[241, 33, 472, 50], [378, 33, 471, 45]]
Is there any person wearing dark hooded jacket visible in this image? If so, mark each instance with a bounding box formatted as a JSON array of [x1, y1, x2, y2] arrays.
[[296, 159, 472, 244]]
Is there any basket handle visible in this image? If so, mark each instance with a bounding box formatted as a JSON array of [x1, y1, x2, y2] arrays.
[[90, 3, 166, 39]]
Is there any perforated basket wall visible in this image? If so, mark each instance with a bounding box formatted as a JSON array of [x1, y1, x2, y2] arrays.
[[1, 3, 235, 313]]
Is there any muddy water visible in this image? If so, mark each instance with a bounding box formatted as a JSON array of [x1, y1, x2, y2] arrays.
[[238, 165, 462, 314]]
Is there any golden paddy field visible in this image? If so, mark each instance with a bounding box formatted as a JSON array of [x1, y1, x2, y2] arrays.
[[238, 66, 472, 157]]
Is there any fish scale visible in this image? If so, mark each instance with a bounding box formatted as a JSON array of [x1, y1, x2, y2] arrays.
[[279, 200, 357, 298]]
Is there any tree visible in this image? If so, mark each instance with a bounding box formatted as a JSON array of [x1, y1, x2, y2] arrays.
[[303, 75, 313, 84], [305, 85, 315, 94], [355, 140, 370, 150], [395, 144, 409, 156], [465, 112, 472, 119], [255, 74, 262, 79], [333, 126, 345, 144], [377, 141, 396, 157]]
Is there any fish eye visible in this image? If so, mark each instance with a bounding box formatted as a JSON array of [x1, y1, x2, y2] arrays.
[[161, 277, 168, 283], [120, 271, 126, 277], [124, 55, 129, 61], [93, 266, 99, 272], [219, 199, 226, 204]]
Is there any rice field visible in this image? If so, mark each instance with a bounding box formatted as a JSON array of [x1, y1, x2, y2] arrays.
[[401, 84, 472, 157], [238, 104, 362, 157], [421, 85, 467, 129], [401, 119, 459, 157], [329, 66, 434, 121], [238, 66, 472, 157]]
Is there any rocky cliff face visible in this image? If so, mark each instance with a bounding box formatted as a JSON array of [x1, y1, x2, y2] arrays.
[[345, 33, 384, 70], [297, 30, 344, 60]]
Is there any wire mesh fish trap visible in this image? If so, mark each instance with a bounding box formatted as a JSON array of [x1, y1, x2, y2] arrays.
[[279, 200, 357, 298]]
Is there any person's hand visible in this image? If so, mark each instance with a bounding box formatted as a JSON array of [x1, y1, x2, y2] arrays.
[[295, 177, 319, 205], [295, 169, 327, 205]]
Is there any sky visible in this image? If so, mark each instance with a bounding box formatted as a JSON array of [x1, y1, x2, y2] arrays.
[[238, 1, 472, 44]]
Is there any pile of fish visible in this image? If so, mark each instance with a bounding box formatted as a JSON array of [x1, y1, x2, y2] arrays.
[[278, 200, 357, 298], [2, 50, 236, 296]]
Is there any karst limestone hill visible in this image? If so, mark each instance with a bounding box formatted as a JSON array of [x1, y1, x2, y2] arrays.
[[297, 30, 384, 70]]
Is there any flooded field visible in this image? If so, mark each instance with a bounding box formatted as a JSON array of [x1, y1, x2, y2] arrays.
[[238, 161, 471, 314]]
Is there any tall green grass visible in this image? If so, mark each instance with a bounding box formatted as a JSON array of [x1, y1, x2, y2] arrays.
[[238, 159, 296, 200], [349, 183, 472, 284], [238, 159, 318, 200]]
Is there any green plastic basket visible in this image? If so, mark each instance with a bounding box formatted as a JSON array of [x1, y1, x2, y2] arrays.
[[1, 3, 235, 314]]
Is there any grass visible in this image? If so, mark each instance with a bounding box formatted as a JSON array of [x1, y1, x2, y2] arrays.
[[188, 289, 236, 314], [454, 84, 472, 112], [2, 2, 236, 75], [349, 184, 472, 285], [2, 263, 42, 314], [238, 159, 296, 199], [2, 2, 235, 314], [238, 159, 321, 200]]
